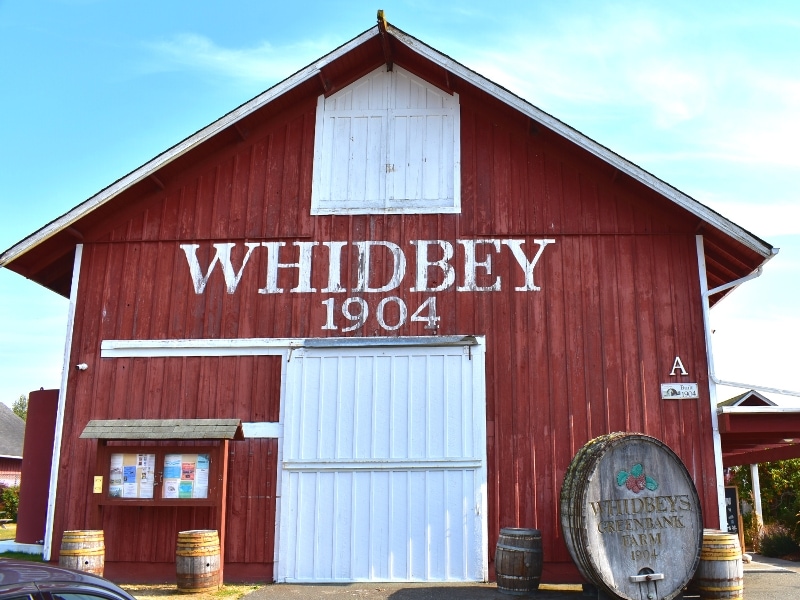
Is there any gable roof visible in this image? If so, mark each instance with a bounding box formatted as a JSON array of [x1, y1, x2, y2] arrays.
[[80, 418, 245, 441], [0, 17, 775, 300], [718, 389, 777, 408], [0, 402, 25, 458]]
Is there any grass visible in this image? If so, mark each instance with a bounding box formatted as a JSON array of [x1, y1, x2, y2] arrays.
[[0, 540, 257, 600], [0, 525, 257, 600], [0, 551, 44, 561], [121, 584, 260, 600], [0, 523, 16, 542], [0, 524, 44, 563], [0, 530, 258, 600]]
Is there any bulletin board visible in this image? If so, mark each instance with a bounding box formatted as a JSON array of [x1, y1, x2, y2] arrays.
[[82, 418, 243, 583], [95, 445, 222, 508]]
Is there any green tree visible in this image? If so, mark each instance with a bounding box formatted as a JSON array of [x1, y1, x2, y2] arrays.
[[732, 459, 800, 540], [12, 394, 27, 421], [0, 485, 20, 522]]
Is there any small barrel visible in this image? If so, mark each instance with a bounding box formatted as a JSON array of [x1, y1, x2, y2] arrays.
[[59, 530, 105, 576], [176, 530, 221, 593], [695, 529, 743, 599], [495, 528, 543, 595]]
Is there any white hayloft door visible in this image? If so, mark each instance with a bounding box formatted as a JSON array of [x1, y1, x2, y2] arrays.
[[311, 65, 461, 214], [277, 341, 487, 582]]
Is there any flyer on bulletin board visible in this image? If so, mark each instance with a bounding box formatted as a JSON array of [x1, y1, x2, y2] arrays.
[[179, 480, 194, 498], [164, 454, 181, 478], [109, 454, 124, 498], [163, 454, 182, 498], [194, 454, 210, 498]]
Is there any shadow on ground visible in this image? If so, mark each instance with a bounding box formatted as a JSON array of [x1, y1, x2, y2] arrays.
[[244, 583, 584, 600]]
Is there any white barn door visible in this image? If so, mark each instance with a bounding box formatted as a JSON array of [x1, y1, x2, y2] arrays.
[[277, 341, 487, 582]]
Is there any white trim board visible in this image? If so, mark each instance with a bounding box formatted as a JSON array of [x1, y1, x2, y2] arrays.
[[43, 243, 83, 561], [100, 335, 479, 358], [242, 422, 283, 438]]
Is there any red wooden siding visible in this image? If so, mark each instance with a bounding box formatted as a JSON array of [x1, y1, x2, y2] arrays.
[[52, 74, 718, 581], [52, 355, 281, 577], [97, 438, 276, 581], [0, 457, 22, 487]]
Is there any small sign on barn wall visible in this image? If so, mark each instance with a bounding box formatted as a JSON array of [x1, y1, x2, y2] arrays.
[[660, 383, 699, 399]]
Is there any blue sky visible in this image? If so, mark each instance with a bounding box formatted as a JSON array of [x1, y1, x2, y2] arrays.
[[1, 1, 798, 407]]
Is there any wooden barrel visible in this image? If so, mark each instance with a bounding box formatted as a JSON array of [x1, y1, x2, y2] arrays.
[[176, 530, 221, 593], [695, 529, 743, 599], [560, 432, 703, 600], [59, 530, 105, 576], [495, 528, 543, 595]]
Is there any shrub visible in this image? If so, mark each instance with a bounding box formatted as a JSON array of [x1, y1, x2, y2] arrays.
[[741, 510, 761, 552], [759, 523, 800, 558], [0, 485, 20, 522]]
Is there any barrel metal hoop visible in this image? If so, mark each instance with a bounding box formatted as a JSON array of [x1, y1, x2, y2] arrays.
[[60, 548, 105, 556]]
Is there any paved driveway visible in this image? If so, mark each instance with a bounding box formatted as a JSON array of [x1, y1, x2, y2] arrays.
[[242, 554, 799, 600], [738, 554, 800, 600]]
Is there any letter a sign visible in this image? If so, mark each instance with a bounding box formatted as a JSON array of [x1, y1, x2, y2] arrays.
[[670, 357, 688, 376]]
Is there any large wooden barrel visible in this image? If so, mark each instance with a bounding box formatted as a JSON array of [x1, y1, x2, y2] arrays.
[[695, 529, 743, 599], [495, 528, 543, 595], [560, 432, 703, 600], [59, 530, 105, 576], [176, 530, 221, 593]]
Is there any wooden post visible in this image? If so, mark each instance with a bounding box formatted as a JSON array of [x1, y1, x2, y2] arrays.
[[90, 441, 106, 530], [216, 440, 230, 585]]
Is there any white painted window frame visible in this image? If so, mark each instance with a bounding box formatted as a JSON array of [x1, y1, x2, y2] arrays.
[[310, 65, 461, 215]]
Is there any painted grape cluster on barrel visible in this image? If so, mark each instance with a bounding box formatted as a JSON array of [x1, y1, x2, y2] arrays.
[[617, 463, 658, 494]]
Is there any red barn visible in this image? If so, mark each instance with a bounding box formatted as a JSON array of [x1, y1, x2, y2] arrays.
[[0, 402, 25, 488], [0, 17, 775, 584]]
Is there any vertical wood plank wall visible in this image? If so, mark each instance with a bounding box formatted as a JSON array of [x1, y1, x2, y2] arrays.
[[53, 88, 719, 580], [0, 457, 22, 487]]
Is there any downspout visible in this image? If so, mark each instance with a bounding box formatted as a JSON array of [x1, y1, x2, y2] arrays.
[[44, 244, 83, 560], [696, 236, 782, 529]]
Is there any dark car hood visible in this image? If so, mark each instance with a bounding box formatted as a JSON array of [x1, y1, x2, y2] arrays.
[[0, 560, 104, 585]]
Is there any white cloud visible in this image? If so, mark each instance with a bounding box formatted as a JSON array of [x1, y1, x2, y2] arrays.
[[657, 71, 800, 169], [141, 33, 333, 86], [711, 314, 800, 395], [455, 7, 706, 122], [449, 5, 800, 173], [739, 204, 800, 237]]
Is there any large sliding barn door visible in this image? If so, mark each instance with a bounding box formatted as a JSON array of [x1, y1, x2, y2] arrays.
[[277, 342, 487, 582]]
